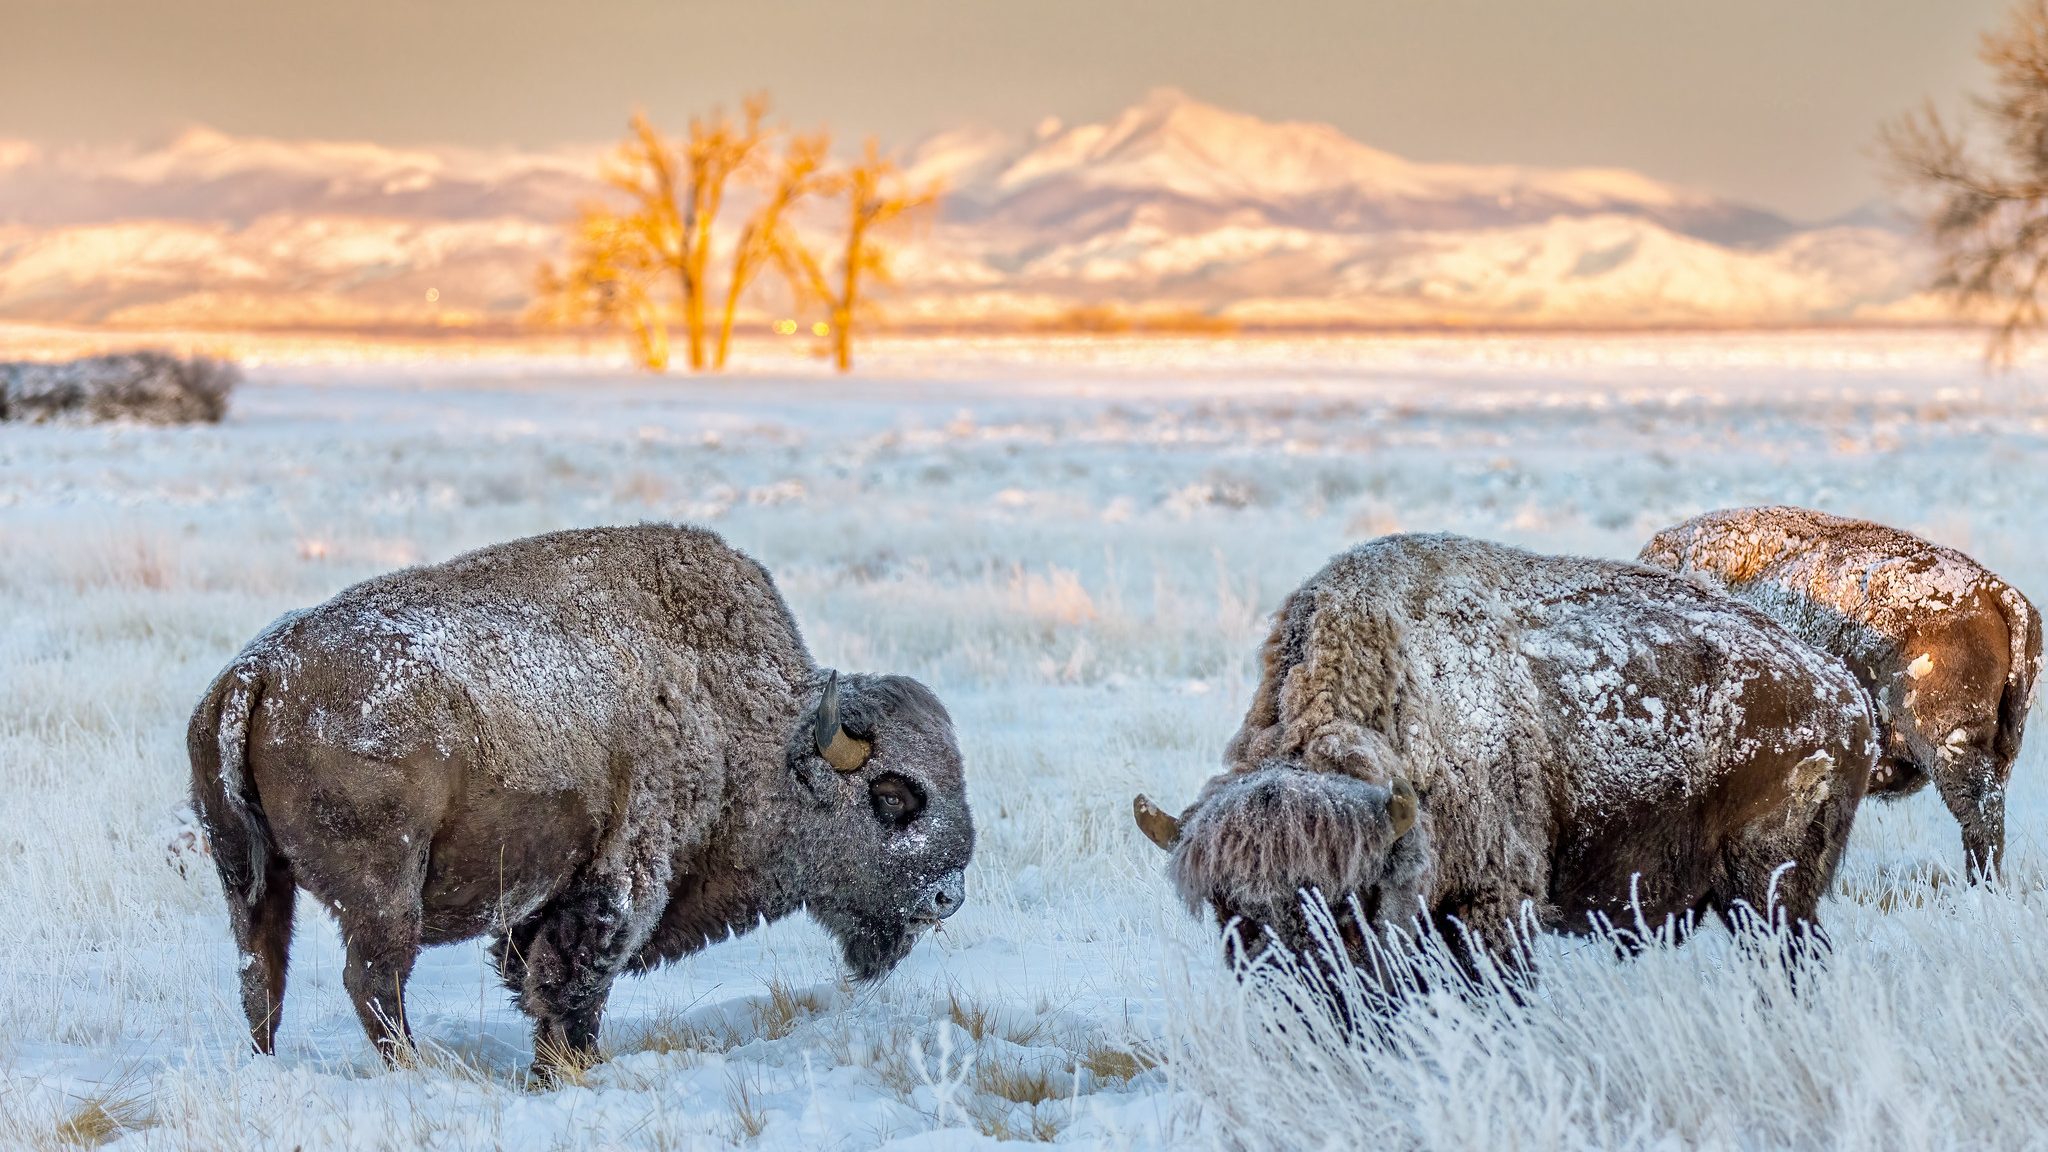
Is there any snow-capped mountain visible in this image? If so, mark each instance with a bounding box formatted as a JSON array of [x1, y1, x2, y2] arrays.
[[0, 90, 1931, 332], [916, 89, 1797, 246]]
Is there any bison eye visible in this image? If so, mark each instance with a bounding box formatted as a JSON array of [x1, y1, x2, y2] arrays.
[[870, 774, 926, 827]]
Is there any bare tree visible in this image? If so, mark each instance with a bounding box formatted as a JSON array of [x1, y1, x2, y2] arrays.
[[536, 100, 940, 374], [1887, 0, 2048, 362], [533, 207, 671, 372], [786, 139, 940, 372], [716, 131, 830, 370], [609, 98, 771, 370]]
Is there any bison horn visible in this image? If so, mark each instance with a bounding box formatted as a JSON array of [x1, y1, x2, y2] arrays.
[[814, 670, 872, 772], [1387, 776, 1418, 838], [1133, 794, 1182, 850]]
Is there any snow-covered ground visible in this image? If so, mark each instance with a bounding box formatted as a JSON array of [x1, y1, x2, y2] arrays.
[[2, 333, 2045, 1150]]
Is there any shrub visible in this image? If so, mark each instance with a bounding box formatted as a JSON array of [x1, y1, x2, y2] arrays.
[[0, 352, 237, 425]]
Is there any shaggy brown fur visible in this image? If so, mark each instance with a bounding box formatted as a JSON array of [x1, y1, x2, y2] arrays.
[[188, 524, 974, 1073], [1641, 507, 2042, 874], [1141, 533, 1876, 975]]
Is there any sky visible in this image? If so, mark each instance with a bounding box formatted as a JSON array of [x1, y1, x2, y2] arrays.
[[0, 0, 2017, 221]]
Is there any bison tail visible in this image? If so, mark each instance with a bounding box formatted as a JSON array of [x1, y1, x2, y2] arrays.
[[1995, 583, 2044, 767], [188, 668, 273, 907]]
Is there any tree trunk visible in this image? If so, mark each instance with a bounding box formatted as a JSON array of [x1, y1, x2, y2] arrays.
[[835, 226, 862, 374], [685, 288, 707, 371], [715, 272, 746, 371], [632, 311, 670, 373]]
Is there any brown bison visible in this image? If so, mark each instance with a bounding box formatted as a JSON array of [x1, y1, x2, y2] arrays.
[[1640, 507, 2041, 874], [189, 525, 974, 1073], [1133, 533, 1876, 975]]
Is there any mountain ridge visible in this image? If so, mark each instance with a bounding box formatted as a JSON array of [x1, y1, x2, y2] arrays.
[[0, 90, 1933, 332]]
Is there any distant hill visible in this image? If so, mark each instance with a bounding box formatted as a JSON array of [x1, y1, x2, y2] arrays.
[[0, 90, 1937, 333]]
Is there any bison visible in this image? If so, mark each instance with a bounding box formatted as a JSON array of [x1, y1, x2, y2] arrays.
[[1640, 506, 2041, 875], [189, 525, 974, 1073], [1133, 533, 1876, 977]]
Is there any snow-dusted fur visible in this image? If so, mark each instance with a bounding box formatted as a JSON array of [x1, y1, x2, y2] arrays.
[[187, 524, 973, 1071], [1171, 767, 1429, 950], [1171, 533, 1877, 968], [1641, 506, 2042, 872]]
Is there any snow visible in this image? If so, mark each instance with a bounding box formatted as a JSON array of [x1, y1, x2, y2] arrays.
[[4, 332, 2048, 1149], [0, 96, 1923, 331]]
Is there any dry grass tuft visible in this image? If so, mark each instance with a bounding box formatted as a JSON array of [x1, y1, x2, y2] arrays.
[[948, 988, 997, 1042], [1078, 1040, 1160, 1083], [530, 1035, 603, 1090], [862, 1026, 922, 1100], [1837, 868, 1953, 913], [752, 979, 826, 1041], [613, 1004, 745, 1057], [968, 1097, 1064, 1143], [51, 1083, 149, 1148], [946, 988, 1046, 1047], [727, 1070, 769, 1141], [976, 1054, 1061, 1106]]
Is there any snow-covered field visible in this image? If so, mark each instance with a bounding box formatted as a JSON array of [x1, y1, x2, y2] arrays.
[[3, 333, 2046, 1150]]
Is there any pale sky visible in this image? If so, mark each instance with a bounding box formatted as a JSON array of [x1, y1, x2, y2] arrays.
[[0, 0, 2016, 220]]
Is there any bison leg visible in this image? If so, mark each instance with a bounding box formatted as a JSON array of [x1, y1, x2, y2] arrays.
[[1432, 888, 1545, 987], [319, 838, 431, 1064], [500, 874, 639, 1080], [1933, 763, 2006, 879], [340, 901, 424, 1064], [1715, 786, 1859, 971], [225, 856, 297, 1054]]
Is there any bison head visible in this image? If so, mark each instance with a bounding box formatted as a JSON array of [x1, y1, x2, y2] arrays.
[[791, 671, 975, 982], [1873, 583, 2036, 872], [1135, 765, 1426, 967]]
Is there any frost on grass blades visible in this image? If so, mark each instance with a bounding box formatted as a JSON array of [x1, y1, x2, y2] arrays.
[[2, 333, 2048, 1149]]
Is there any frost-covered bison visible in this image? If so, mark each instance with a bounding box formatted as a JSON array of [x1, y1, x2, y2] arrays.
[[1640, 506, 2042, 874], [1133, 534, 1876, 975], [189, 525, 974, 1072]]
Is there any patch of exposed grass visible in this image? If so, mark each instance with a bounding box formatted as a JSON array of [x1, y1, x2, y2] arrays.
[[752, 979, 827, 1041], [1078, 1040, 1159, 1084], [948, 988, 996, 1042], [947, 988, 1046, 1047], [968, 1098, 1064, 1143], [613, 1004, 744, 1058], [862, 1026, 922, 1101], [530, 1035, 602, 1090], [1837, 868, 1953, 912], [976, 1055, 1062, 1107], [727, 1070, 768, 1141], [52, 1082, 149, 1148]]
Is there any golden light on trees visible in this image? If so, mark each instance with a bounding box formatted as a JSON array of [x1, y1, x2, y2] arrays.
[[783, 138, 941, 373], [532, 207, 672, 371], [533, 96, 940, 375], [718, 131, 829, 368], [611, 97, 770, 371]]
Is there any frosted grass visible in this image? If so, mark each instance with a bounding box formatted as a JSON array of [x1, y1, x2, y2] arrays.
[[0, 334, 2043, 1148]]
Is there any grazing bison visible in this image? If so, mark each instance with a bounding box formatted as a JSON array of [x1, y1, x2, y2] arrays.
[[1133, 534, 1876, 976], [1640, 507, 2041, 875], [189, 525, 974, 1072]]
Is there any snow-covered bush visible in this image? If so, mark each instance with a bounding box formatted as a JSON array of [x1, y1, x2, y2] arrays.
[[0, 351, 237, 425]]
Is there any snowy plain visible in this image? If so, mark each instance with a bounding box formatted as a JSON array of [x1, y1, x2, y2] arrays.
[[2, 332, 2046, 1150]]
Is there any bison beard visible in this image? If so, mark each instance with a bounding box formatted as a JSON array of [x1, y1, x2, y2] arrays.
[[1170, 768, 1427, 963], [831, 914, 923, 983]]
